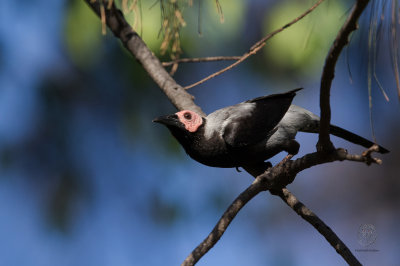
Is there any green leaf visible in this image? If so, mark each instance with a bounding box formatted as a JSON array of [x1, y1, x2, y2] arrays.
[[263, 0, 346, 77]]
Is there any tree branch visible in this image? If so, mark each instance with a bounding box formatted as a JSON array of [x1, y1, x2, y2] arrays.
[[84, 1, 378, 265], [183, 0, 325, 90], [182, 147, 381, 265], [182, 175, 266, 266], [84, 0, 205, 116], [272, 188, 362, 266], [162, 56, 242, 67], [318, 0, 370, 152]]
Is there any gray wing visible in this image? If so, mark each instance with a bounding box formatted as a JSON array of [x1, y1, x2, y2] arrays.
[[221, 88, 302, 147]]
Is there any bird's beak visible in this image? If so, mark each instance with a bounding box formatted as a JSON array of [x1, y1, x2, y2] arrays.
[[152, 114, 179, 126]]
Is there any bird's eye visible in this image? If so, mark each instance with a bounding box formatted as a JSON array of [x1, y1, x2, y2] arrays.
[[184, 112, 192, 120]]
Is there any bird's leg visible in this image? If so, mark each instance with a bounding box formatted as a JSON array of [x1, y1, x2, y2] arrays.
[[279, 154, 294, 166], [279, 139, 300, 165]]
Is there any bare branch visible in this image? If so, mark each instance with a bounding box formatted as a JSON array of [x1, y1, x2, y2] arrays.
[[182, 146, 381, 265], [254, 147, 382, 190], [84, 2, 379, 265], [84, 0, 205, 115], [162, 56, 242, 66], [184, 0, 325, 90], [272, 188, 362, 266], [318, 0, 370, 152], [182, 176, 266, 266]]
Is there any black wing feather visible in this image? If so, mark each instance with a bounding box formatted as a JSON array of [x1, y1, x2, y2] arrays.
[[223, 88, 302, 147]]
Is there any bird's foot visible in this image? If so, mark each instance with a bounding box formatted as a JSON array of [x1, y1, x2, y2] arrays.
[[277, 154, 294, 167], [277, 139, 299, 166]]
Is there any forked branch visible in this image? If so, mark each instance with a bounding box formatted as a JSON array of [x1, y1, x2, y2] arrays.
[[182, 147, 381, 265], [84, 1, 378, 266], [318, 0, 370, 152]]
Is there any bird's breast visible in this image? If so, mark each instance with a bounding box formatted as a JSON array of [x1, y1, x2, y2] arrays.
[[185, 134, 234, 167]]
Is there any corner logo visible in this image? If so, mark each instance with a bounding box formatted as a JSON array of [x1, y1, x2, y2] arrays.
[[357, 224, 377, 247], [355, 224, 379, 252]]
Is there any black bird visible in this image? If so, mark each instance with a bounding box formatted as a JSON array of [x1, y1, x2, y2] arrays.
[[153, 89, 388, 168]]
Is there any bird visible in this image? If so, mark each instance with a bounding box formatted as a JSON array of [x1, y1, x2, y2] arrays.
[[153, 88, 388, 169]]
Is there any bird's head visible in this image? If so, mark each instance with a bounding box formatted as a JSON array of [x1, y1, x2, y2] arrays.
[[153, 110, 203, 134]]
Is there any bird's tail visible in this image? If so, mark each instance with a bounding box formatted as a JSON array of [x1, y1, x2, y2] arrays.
[[289, 105, 389, 154], [329, 124, 389, 153]]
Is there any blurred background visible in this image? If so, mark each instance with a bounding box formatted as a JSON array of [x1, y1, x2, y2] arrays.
[[0, 0, 399, 265]]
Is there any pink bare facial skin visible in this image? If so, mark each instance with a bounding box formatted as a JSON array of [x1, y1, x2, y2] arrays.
[[176, 110, 203, 132]]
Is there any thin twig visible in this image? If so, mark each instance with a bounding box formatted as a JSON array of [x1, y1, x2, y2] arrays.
[[358, 144, 382, 164], [184, 0, 325, 90], [273, 188, 362, 266], [318, 0, 370, 152], [162, 56, 242, 66], [169, 61, 179, 75]]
